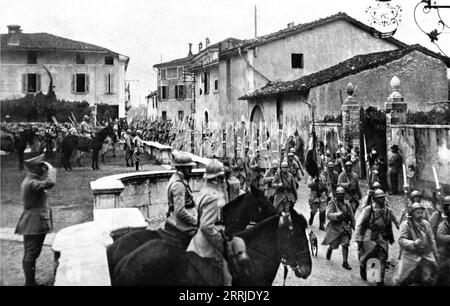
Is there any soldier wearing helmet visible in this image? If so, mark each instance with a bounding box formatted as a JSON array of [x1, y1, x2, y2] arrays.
[[249, 148, 265, 190], [289, 147, 304, 175], [436, 196, 450, 285], [272, 161, 298, 213], [187, 159, 239, 286], [355, 188, 399, 285], [286, 149, 304, 183], [394, 201, 439, 286], [262, 159, 279, 203], [399, 190, 429, 224], [307, 167, 328, 230], [164, 152, 198, 248], [337, 160, 362, 213], [231, 147, 247, 192], [322, 186, 355, 271]]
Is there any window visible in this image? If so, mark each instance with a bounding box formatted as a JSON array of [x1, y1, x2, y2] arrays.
[[291, 53, 304, 69], [105, 73, 114, 94], [27, 51, 37, 64], [159, 86, 168, 100], [175, 85, 185, 100], [71, 73, 89, 93], [22, 73, 41, 93], [214, 79, 219, 91], [105, 55, 114, 65], [76, 53, 85, 64], [178, 110, 184, 121], [160, 69, 166, 80], [178, 67, 184, 79], [203, 71, 209, 95], [162, 111, 167, 121], [226, 59, 231, 88], [167, 67, 178, 79]]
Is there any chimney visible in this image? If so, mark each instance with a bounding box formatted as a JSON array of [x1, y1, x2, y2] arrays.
[[198, 42, 203, 52], [7, 25, 21, 46], [205, 37, 210, 48], [287, 22, 294, 29], [188, 43, 193, 57]]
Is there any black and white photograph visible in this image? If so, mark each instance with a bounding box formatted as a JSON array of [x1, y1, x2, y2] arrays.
[[0, 0, 449, 290]]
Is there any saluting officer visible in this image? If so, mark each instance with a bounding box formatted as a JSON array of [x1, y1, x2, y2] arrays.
[[164, 152, 198, 248], [15, 154, 56, 286]]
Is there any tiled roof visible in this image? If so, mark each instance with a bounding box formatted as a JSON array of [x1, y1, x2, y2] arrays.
[[239, 45, 450, 100], [220, 12, 408, 59], [1, 32, 123, 56], [154, 37, 242, 69]]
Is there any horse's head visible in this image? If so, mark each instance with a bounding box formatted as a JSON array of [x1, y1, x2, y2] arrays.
[[277, 210, 312, 279], [250, 185, 277, 219]]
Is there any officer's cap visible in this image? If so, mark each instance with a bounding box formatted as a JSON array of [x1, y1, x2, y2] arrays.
[[24, 154, 45, 171]]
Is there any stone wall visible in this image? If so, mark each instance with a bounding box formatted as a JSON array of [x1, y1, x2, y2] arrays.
[[387, 124, 450, 197]]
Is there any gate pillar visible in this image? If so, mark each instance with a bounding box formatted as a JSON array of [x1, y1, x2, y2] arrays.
[[341, 83, 360, 152], [385, 76, 407, 125]]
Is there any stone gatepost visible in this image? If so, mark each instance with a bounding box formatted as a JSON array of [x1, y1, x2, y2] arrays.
[[385, 76, 407, 125], [385, 76, 408, 192], [341, 83, 360, 151]]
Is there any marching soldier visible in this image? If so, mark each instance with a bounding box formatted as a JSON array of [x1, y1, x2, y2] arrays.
[[400, 190, 429, 224], [164, 152, 198, 248], [249, 148, 265, 190], [307, 169, 328, 230], [355, 189, 398, 285], [436, 196, 450, 286], [324, 162, 339, 197], [289, 148, 304, 177], [15, 154, 56, 286], [262, 159, 279, 204], [338, 161, 362, 213], [393, 202, 439, 286], [322, 187, 356, 270], [80, 115, 92, 138], [286, 152, 302, 188], [272, 161, 298, 213]]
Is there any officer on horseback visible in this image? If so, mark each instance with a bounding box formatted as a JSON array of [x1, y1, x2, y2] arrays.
[[187, 159, 248, 286], [164, 152, 198, 248], [80, 115, 92, 139]]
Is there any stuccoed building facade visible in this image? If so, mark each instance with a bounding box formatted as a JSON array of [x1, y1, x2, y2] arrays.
[[0, 25, 129, 117]]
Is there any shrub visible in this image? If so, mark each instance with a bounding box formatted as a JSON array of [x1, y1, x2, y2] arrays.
[[406, 106, 450, 125]]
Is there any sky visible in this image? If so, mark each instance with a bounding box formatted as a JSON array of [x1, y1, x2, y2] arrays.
[[1, 0, 449, 106]]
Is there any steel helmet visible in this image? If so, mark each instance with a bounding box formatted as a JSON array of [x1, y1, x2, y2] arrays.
[[173, 152, 196, 167], [373, 189, 385, 199], [327, 162, 335, 168], [372, 182, 382, 189], [136, 130, 142, 135], [83, 115, 89, 120], [410, 190, 422, 199], [345, 161, 353, 167], [271, 159, 279, 168], [204, 159, 225, 179], [281, 161, 289, 168], [289, 148, 296, 153], [336, 187, 346, 194], [410, 202, 425, 212]]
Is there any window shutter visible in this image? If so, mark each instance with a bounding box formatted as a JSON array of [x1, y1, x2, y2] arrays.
[[36, 74, 41, 92], [22, 74, 27, 93], [157, 86, 161, 101], [85, 74, 90, 93], [104, 74, 109, 93], [180, 85, 185, 99], [71, 74, 76, 93], [110, 73, 114, 93]]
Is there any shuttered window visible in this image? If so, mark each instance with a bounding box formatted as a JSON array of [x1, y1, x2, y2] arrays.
[[178, 67, 184, 79], [167, 67, 178, 79], [105, 73, 114, 94], [27, 51, 37, 64], [158, 86, 168, 100], [160, 69, 166, 80], [22, 73, 41, 93], [175, 85, 185, 100], [76, 53, 85, 64], [71, 74, 89, 93]]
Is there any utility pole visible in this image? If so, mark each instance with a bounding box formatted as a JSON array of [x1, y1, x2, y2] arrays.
[[254, 5, 257, 38]]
